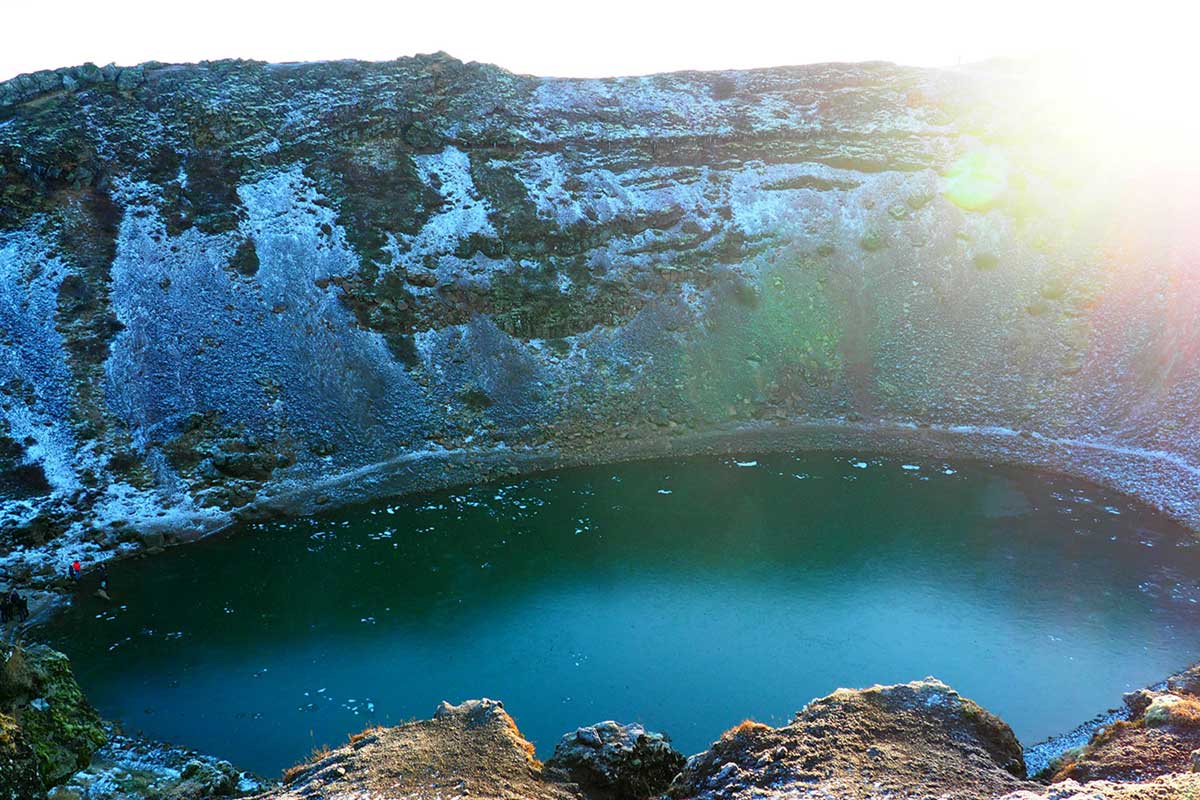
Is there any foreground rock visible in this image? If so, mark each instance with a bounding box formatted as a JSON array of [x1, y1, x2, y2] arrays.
[[250, 667, 1200, 800], [545, 721, 684, 799], [260, 699, 582, 800], [0, 642, 105, 796], [670, 678, 1029, 799], [259, 681, 1039, 800]]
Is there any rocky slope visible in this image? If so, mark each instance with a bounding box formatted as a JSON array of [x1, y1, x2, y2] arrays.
[[259, 685, 1029, 800], [669, 678, 1030, 799], [254, 675, 1200, 800], [1, 54, 1198, 581], [263, 698, 582, 800]]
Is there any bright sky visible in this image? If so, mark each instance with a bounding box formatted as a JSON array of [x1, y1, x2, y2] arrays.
[[0, 0, 1187, 81]]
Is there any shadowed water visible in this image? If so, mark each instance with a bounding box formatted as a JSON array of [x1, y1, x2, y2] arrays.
[[41, 453, 1200, 777]]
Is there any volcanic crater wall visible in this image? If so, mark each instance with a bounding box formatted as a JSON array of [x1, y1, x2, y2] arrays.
[[0, 53, 1197, 575]]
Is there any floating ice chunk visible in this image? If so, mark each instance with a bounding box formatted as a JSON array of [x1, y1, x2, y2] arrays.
[[851, 461, 869, 469], [901, 464, 920, 471], [943, 468, 957, 475], [657, 489, 673, 495], [735, 460, 758, 468], [1104, 506, 1122, 515]]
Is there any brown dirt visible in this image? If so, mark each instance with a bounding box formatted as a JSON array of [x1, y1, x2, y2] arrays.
[[1045, 666, 1200, 787], [257, 699, 582, 800], [669, 678, 1031, 800]]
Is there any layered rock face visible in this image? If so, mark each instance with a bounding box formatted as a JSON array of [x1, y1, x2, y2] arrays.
[[1, 54, 1198, 575]]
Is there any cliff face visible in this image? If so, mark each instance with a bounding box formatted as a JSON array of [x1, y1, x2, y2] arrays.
[[0, 54, 1198, 575]]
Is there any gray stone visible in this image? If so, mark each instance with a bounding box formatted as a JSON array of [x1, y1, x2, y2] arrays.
[[547, 720, 684, 799]]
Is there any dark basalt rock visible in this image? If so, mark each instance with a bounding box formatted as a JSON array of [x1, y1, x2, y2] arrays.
[[545, 721, 685, 800]]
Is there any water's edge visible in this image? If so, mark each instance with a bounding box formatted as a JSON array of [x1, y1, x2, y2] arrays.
[[20, 420, 1200, 793], [134, 417, 1200, 550]]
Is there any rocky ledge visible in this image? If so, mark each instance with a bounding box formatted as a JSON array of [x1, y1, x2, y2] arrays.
[[253, 672, 1200, 800]]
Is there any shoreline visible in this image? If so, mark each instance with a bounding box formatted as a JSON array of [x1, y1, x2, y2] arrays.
[[11, 415, 1200, 620]]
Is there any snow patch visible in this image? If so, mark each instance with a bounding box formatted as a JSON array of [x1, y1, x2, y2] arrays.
[[397, 146, 496, 272]]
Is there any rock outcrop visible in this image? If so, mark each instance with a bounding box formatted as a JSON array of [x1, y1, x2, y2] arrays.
[[1042, 665, 1200, 786], [256, 681, 1045, 800], [545, 721, 685, 799], [0, 643, 105, 796], [983, 662, 1200, 800], [670, 678, 1029, 799], [261, 698, 581, 800], [0, 54, 1198, 581]]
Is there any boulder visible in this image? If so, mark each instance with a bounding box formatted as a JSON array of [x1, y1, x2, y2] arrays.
[[546, 721, 685, 799]]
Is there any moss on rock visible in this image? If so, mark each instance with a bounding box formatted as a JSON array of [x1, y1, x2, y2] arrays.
[[0, 711, 42, 800], [0, 644, 106, 794]]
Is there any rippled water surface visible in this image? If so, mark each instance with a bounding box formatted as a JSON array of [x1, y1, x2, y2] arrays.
[[42, 453, 1200, 776]]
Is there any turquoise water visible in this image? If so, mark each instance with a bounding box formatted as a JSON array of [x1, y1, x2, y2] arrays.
[[42, 453, 1200, 777]]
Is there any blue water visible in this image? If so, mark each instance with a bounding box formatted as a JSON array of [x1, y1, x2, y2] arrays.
[[42, 453, 1200, 777]]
